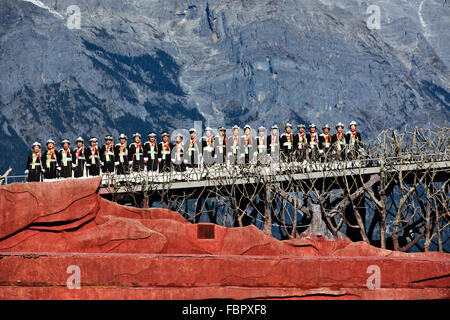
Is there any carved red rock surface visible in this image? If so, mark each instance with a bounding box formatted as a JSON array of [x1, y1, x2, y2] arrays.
[[0, 177, 448, 300]]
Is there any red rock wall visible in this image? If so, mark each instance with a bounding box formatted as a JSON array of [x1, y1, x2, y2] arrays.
[[0, 178, 448, 300]]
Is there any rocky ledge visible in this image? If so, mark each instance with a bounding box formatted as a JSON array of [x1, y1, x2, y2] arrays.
[[0, 178, 448, 299]]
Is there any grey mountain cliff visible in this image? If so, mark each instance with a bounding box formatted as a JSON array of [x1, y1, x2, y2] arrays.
[[0, 0, 448, 174]]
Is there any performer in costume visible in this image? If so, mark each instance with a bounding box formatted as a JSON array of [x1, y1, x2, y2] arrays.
[[242, 124, 256, 165], [256, 126, 268, 165], [85, 137, 101, 176], [345, 121, 363, 159], [172, 133, 186, 172], [306, 124, 320, 161], [158, 131, 173, 172], [100, 135, 115, 173], [280, 123, 294, 162], [73, 137, 86, 178], [57, 139, 73, 178], [185, 128, 200, 169], [144, 133, 158, 172], [214, 126, 227, 165], [114, 133, 129, 175], [267, 125, 280, 163], [227, 125, 242, 165], [42, 139, 59, 180], [319, 124, 332, 162], [25, 142, 43, 182], [129, 133, 145, 172], [201, 127, 215, 167], [294, 124, 308, 162], [332, 122, 346, 160]]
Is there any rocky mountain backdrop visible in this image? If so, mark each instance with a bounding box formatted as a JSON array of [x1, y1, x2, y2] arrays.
[[0, 0, 449, 175]]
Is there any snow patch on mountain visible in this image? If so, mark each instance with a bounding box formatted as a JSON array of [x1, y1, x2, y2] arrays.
[[21, 0, 64, 19], [418, 0, 430, 37]]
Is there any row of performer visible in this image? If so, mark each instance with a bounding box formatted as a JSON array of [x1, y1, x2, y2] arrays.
[[25, 121, 363, 182]]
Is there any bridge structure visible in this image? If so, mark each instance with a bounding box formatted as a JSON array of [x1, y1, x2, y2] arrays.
[[97, 127, 450, 253], [98, 157, 450, 198], [4, 127, 450, 253]]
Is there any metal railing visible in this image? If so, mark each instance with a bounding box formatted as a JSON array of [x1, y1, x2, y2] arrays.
[[3, 126, 449, 186], [2, 152, 449, 186], [2, 175, 27, 185]]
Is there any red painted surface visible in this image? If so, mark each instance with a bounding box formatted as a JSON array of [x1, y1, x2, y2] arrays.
[[0, 178, 448, 300]]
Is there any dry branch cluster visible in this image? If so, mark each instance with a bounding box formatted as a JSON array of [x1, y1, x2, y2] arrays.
[[102, 127, 449, 253]]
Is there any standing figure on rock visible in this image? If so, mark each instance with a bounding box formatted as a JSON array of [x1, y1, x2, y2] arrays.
[[267, 125, 280, 163], [307, 124, 320, 161], [332, 122, 346, 160], [158, 131, 173, 172], [242, 125, 256, 165], [25, 142, 43, 182], [57, 139, 73, 178], [201, 127, 215, 167], [280, 123, 294, 162], [294, 124, 308, 162], [172, 133, 186, 172], [214, 126, 227, 165], [100, 135, 115, 174], [185, 128, 201, 169], [73, 137, 86, 178], [319, 125, 332, 162], [85, 137, 101, 176], [256, 126, 268, 165], [42, 139, 59, 180], [144, 133, 158, 172], [345, 121, 363, 159], [129, 133, 145, 172], [115, 134, 129, 175]]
